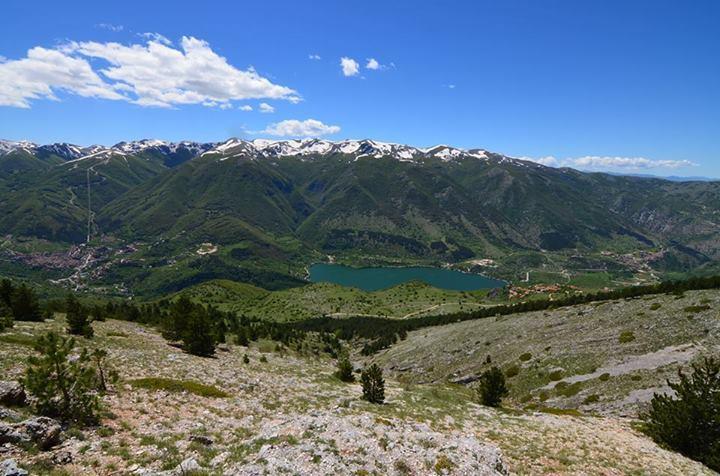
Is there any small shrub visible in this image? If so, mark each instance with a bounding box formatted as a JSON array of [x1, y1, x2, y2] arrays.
[[583, 394, 600, 404], [641, 357, 720, 471], [683, 304, 711, 314], [259, 355, 268, 363], [336, 356, 355, 383], [598, 373, 611, 382], [548, 370, 564, 381], [619, 331, 636, 344], [519, 352, 532, 362], [476, 366, 509, 407], [243, 354, 250, 364], [361, 364, 385, 404], [649, 303, 662, 311], [434, 454, 455, 474], [505, 365, 520, 378]]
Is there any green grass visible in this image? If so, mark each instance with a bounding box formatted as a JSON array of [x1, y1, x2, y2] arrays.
[[0, 333, 38, 347], [128, 378, 230, 398]]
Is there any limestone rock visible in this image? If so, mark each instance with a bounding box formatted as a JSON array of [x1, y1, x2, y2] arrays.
[[0, 459, 28, 476], [16, 417, 61, 450], [0, 383, 25, 407]]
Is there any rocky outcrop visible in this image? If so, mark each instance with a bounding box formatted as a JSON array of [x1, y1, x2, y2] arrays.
[[0, 382, 25, 407], [0, 459, 27, 476], [0, 417, 61, 450]]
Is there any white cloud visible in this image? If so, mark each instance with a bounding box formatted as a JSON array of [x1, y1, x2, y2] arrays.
[[137, 32, 172, 46], [96, 23, 124, 32], [239, 105, 253, 111], [0, 36, 300, 109], [0, 46, 125, 108], [340, 57, 359, 77], [572, 156, 695, 170], [521, 155, 695, 171], [366, 58, 380, 70], [261, 119, 341, 137], [308, 54, 321, 60], [259, 102, 275, 113]]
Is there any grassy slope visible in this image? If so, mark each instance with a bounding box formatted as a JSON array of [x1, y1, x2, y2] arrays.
[[377, 289, 720, 416], [0, 317, 712, 475], [178, 279, 493, 321]]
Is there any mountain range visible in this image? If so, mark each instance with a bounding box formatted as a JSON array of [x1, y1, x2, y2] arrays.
[[1, 138, 719, 295]]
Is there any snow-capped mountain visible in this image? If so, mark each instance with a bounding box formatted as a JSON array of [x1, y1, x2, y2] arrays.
[[111, 139, 216, 156], [0, 140, 38, 155], [1, 137, 528, 168], [201, 138, 500, 163]]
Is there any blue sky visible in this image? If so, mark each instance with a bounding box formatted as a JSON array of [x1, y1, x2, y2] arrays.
[[1, 0, 719, 176]]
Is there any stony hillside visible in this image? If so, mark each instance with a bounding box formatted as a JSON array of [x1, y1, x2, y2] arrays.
[[0, 316, 714, 475], [377, 288, 720, 417]]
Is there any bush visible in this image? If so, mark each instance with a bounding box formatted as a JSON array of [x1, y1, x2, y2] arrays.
[[641, 357, 720, 471], [24, 332, 102, 425], [476, 366, 509, 407], [336, 355, 355, 382], [519, 352, 532, 362], [548, 370, 564, 381], [619, 331, 636, 344], [361, 364, 385, 404], [598, 372, 611, 382], [505, 365, 520, 378], [65, 294, 94, 338]]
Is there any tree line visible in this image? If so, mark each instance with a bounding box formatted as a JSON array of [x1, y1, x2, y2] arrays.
[[286, 274, 720, 354]]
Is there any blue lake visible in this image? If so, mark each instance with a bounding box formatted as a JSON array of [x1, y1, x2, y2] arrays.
[[308, 263, 505, 292]]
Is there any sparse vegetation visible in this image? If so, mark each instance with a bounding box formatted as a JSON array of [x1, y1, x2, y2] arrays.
[[128, 377, 229, 398]]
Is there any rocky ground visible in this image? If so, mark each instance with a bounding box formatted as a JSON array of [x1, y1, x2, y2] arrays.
[[379, 289, 720, 417], [0, 316, 715, 475]]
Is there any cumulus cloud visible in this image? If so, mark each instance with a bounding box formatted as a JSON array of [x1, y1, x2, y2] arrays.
[[308, 54, 321, 60], [520, 155, 695, 171], [340, 57, 359, 77], [0, 46, 125, 108], [366, 58, 380, 70], [239, 105, 253, 111], [0, 36, 300, 109], [259, 102, 275, 113], [96, 23, 124, 32], [261, 119, 341, 137]]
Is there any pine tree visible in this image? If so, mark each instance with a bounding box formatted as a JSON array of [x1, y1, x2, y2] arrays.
[[476, 366, 509, 407], [65, 294, 94, 338], [642, 357, 720, 471], [163, 296, 194, 341], [361, 363, 385, 404], [11, 284, 42, 321], [181, 308, 216, 357], [24, 332, 101, 425], [0, 279, 14, 308], [336, 355, 355, 382], [0, 300, 13, 331]]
